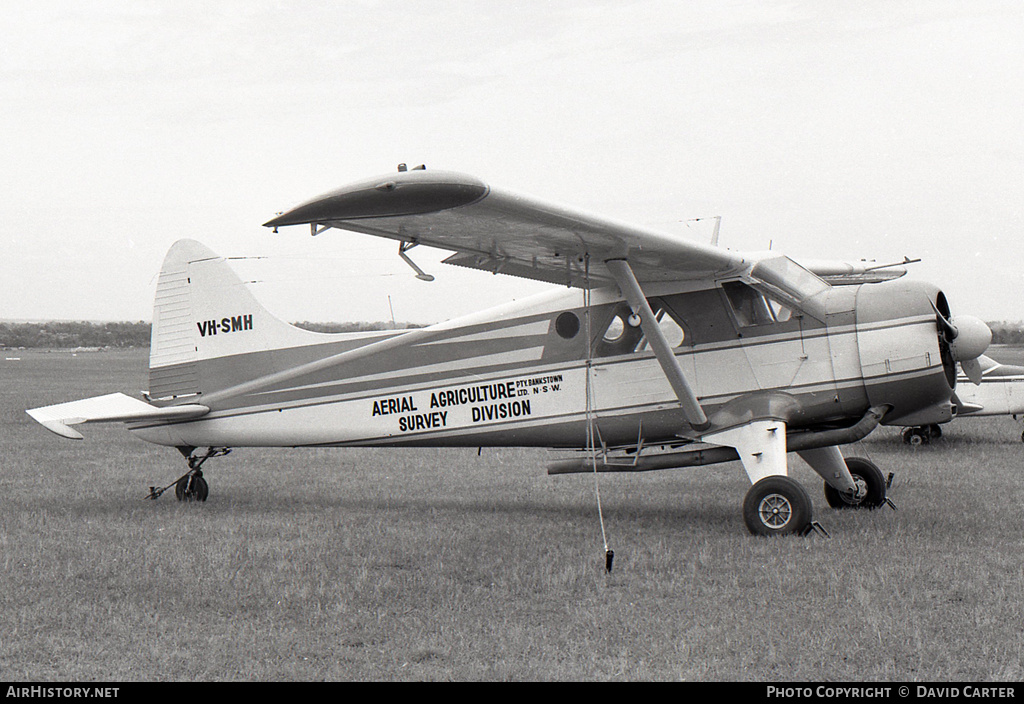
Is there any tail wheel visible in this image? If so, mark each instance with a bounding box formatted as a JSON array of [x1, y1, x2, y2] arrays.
[[175, 471, 209, 502], [743, 476, 812, 536], [824, 456, 886, 509]]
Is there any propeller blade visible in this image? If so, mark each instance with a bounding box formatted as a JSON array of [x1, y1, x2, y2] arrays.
[[931, 300, 958, 342], [961, 358, 984, 385]]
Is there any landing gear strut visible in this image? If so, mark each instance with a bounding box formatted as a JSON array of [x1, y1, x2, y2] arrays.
[[146, 447, 231, 501]]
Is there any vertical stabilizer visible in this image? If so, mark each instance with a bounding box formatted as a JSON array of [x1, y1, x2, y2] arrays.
[[148, 239, 330, 401]]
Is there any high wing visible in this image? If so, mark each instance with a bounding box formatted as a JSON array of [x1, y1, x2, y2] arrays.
[[264, 167, 839, 464], [263, 168, 750, 288]]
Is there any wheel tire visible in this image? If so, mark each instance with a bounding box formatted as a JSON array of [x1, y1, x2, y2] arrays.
[[823, 456, 886, 509], [175, 472, 209, 502], [743, 476, 812, 536], [902, 427, 928, 446]]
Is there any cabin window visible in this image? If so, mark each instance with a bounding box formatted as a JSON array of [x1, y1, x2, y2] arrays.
[[555, 311, 580, 339], [604, 313, 628, 342], [634, 308, 686, 351], [595, 301, 686, 357]]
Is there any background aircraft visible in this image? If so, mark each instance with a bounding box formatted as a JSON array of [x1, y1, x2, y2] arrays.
[[27, 167, 993, 536], [901, 355, 1024, 444]]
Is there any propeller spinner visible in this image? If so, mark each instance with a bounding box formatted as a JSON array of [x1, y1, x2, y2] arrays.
[[934, 295, 991, 384]]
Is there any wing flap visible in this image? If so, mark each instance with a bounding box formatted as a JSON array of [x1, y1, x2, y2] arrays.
[[27, 393, 209, 440]]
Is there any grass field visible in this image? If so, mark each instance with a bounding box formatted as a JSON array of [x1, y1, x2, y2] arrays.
[[2, 348, 1023, 681]]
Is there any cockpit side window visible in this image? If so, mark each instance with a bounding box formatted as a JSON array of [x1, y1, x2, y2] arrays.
[[766, 297, 794, 323], [722, 281, 777, 327]]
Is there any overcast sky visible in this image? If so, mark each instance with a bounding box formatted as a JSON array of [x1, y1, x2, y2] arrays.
[[2, 1, 1022, 325]]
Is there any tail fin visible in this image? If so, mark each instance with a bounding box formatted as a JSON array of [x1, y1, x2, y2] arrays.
[[148, 239, 328, 401]]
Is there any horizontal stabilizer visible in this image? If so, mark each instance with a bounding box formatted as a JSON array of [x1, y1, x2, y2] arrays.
[[26, 393, 209, 440]]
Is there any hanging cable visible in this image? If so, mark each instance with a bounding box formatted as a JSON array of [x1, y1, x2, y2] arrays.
[[584, 253, 613, 572]]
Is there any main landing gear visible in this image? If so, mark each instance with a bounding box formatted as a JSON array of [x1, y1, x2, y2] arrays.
[[742, 455, 895, 536], [146, 447, 231, 502], [822, 456, 890, 510], [902, 424, 942, 446], [743, 476, 814, 536]]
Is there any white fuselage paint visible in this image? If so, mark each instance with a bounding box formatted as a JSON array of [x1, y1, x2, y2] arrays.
[[130, 279, 952, 450]]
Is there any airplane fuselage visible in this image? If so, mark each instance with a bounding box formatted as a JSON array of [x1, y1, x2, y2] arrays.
[[130, 277, 954, 451]]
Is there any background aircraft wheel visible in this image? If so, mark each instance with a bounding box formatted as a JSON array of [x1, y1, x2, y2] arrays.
[[823, 457, 887, 509], [175, 472, 209, 502], [743, 476, 812, 536], [902, 427, 929, 446]]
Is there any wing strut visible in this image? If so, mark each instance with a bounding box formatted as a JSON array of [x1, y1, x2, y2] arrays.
[[605, 258, 709, 431]]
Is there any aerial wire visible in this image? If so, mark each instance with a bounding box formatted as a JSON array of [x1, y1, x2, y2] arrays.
[[583, 253, 614, 573]]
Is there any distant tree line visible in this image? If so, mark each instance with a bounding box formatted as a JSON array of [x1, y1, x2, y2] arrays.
[[1, 320, 426, 348], [988, 322, 1024, 346], [0, 321, 151, 348]]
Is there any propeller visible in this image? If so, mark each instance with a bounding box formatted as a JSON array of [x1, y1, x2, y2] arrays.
[[933, 300, 991, 385]]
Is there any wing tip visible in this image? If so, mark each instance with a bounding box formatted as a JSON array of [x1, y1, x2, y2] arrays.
[[25, 410, 85, 440], [263, 170, 489, 228], [26, 393, 210, 440]]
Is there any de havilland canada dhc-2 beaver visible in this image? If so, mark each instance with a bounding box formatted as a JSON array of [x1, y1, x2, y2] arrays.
[[27, 165, 994, 536]]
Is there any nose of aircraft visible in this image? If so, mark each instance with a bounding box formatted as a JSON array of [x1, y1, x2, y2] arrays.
[[947, 315, 992, 363], [946, 314, 992, 384]]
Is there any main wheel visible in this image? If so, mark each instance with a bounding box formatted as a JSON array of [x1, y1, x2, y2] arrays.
[[823, 456, 886, 509], [743, 476, 812, 536], [175, 472, 209, 502], [902, 427, 929, 446]]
